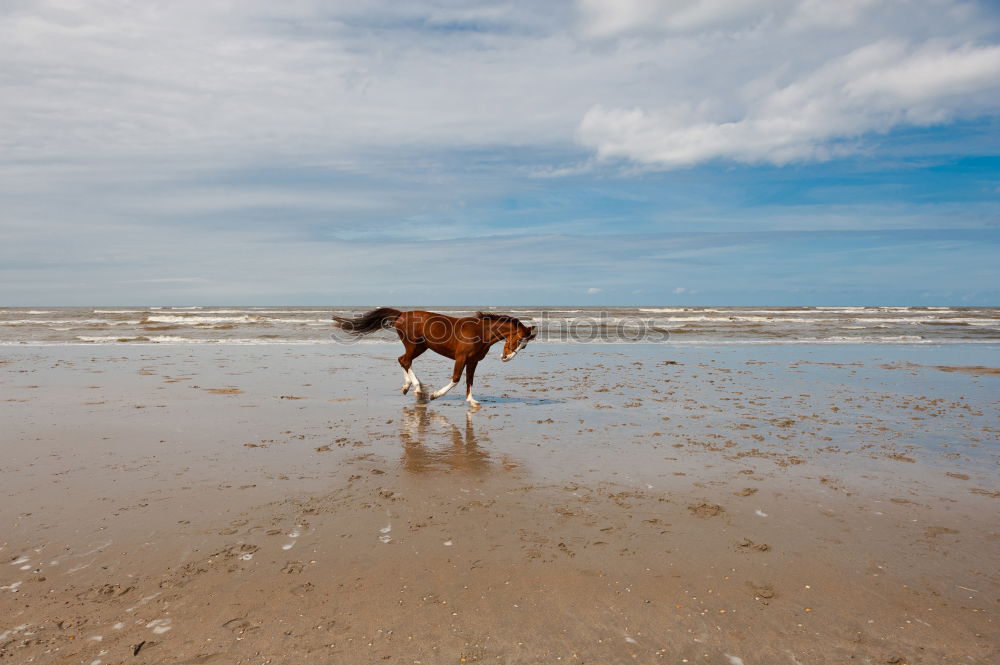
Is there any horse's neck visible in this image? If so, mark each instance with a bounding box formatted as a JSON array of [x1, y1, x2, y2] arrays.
[[483, 321, 512, 344]]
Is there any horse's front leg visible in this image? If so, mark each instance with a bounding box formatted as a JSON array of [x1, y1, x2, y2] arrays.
[[430, 356, 465, 400], [400, 366, 413, 394], [398, 352, 416, 394]]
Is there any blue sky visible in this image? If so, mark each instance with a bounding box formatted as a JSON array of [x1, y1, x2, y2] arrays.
[[1, 0, 998, 305]]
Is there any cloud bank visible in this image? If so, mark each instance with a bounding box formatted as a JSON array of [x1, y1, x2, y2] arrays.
[[575, 1, 1000, 167], [2, 0, 996, 171]]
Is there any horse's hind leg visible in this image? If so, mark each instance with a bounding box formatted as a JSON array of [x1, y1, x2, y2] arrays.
[[398, 342, 427, 396]]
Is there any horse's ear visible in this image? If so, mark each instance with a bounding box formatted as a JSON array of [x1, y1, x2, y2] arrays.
[[528, 325, 537, 338]]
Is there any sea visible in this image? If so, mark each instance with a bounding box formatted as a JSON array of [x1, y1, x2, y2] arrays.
[[1, 306, 998, 346]]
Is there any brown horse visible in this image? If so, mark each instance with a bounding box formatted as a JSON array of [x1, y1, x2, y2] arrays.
[[332, 308, 536, 407]]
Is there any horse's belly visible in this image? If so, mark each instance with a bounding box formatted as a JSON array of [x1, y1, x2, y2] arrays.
[[425, 342, 457, 360]]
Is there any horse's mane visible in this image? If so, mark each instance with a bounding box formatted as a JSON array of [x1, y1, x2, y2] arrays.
[[476, 311, 527, 329]]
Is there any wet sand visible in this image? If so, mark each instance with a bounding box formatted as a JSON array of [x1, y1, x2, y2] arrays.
[[1, 344, 997, 664]]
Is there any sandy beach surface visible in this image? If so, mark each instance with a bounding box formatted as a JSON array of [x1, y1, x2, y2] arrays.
[[1, 343, 997, 664]]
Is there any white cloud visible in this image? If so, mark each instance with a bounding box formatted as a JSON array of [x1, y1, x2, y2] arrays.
[[575, 0, 901, 39], [787, 0, 880, 31], [587, 287, 602, 294], [673, 287, 686, 294], [578, 39, 1000, 167], [0, 1, 587, 169], [576, 0, 792, 38], [847, 43, 1000, 105]]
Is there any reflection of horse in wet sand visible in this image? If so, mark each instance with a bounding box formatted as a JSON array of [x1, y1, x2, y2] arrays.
[[398, 406, 493, 473], [332, 308, 536, 408]]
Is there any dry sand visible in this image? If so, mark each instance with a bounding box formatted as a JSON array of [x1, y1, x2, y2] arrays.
[[1, 344, 997, 664]]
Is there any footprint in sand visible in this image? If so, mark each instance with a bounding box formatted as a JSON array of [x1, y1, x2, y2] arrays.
[[281, 561, 304, 574], [748, 582, 776, 603], [290, 582, 314, 597], [736, 538, 770, 552], [223, 544, 258, 560], [688, 502, 725, 518], [222, 618, 253, 634]]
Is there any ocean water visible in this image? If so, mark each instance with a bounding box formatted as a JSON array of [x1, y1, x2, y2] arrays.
[[0, 306, 998, 346]]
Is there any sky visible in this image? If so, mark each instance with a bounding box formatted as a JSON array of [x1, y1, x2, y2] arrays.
[[1, 0, 998, 306]]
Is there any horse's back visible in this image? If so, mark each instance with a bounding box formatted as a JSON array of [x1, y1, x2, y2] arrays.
[[393, 309, 455, 337], [394, 310, 481, 357], [395, 309, 459, 328]]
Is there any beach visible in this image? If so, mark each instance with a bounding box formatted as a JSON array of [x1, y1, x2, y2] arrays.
[[1, 342, 997, 664]]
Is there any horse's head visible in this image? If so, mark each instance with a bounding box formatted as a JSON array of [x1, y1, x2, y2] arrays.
[[476, 312, 537, 362], [500, 323, 537, 362]]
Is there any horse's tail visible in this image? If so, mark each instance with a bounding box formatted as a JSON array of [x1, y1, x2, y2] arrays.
[[332, 307, 402, 335]]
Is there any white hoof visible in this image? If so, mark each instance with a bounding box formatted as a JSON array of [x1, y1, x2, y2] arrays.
[[401, 385, 410, 395], [467, 399, 481, 409]]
